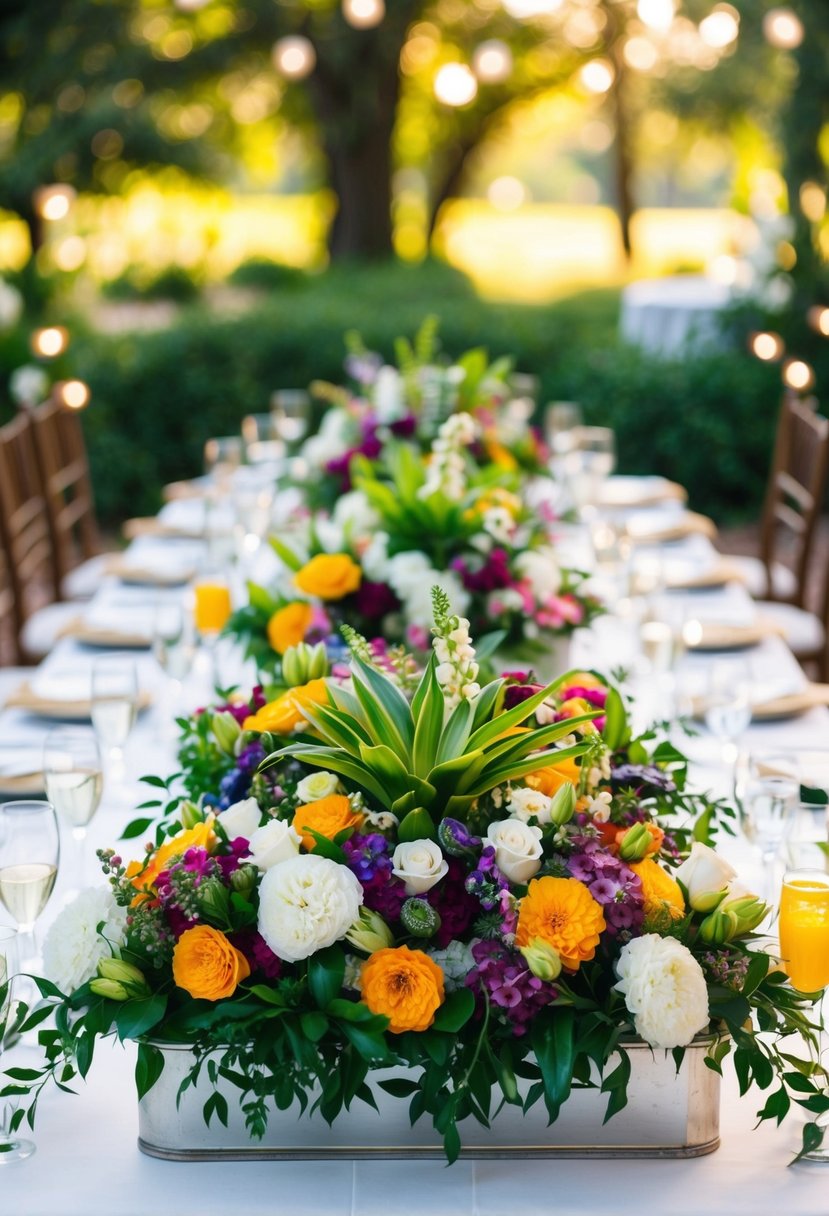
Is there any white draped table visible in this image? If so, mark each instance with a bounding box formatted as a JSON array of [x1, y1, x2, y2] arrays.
[[1, 478, 827, 1215]]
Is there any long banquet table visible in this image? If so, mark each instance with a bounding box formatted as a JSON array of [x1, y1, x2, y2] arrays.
[[1, 475, 828, 1216]]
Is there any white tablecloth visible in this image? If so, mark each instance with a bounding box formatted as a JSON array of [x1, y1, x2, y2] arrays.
[[620, 276, 733, 356], [1, 481, 827, 1214]]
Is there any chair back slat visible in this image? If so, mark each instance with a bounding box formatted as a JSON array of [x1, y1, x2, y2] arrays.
[[759, 395, 829, 607], [30, 400, 101, 591], [0, 411, 58, 661]]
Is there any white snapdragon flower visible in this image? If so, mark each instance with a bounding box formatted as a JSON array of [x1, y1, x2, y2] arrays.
[[584, 791, 613, 823], [507, 787, 553, 825], [419, 412, 479, 501], [482, 506, 516, 545], [373, 365, 404, 421], [258, 854, 363, 963], [42, 888, 128, 994], [614, 935, 709, 1049]]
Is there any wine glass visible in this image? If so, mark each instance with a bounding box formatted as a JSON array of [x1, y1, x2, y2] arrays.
[[703, 660, 752, 767], [0, 925, 34, 1163], [203, 436, 243, 490], [0, 802, 59, 974], [42, 727, 103, 896], [544, 401, 582, 457], [193, 571, 232, 688], [241, 414, 285, 466], [152, 600, 194, 684], [91, 654, 138, 772], [743, 760, 799, 900], [270, 389, 310, 447], [778, 869, 829, 1161]]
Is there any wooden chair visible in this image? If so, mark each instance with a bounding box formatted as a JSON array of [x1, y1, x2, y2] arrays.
[[723, 393, 829, 606], [30, 398, 106, 600], [0, 412, 77, 662]]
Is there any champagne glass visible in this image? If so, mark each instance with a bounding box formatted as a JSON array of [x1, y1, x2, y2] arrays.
[[779, 869, 829, 1161], [544, 401, 582, 457], [703, 659, 752, 767], [0, 926, 35, 1163], [270, 389, 310, 447], [42, 728, 103, 896], [91, 654, 138, 772], [0, 802, 59, 973], [203, 436, 242, 491], [744, 759, 799, 900], [193, 571, 232, 689]]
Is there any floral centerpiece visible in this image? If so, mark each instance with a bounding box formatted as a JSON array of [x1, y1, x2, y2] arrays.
[[229, 417, 600, 681], [4, 591, 826, 1162], [297, 317, 549, 513]]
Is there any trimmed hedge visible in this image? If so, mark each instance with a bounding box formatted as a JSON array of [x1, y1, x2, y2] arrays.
[[58, 261, 784, 525]]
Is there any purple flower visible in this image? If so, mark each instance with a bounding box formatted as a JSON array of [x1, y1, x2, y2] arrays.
[[343, 833, 407, 921], [232, 929, 282, 980], [567, 848, 644, 939], [465, 940, 558, 1036], [426, 859, 478, 947], [345, 352, 382, 385], [452, 548, 514, 594], [354, 580, 400, 621], [438, 817, 481, 858], [610, 765, 677, 796], [465, 846, 509, 911]]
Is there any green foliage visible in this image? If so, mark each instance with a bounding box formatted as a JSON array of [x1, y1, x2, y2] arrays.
[[226, 259, 309, 293], [102, 266, 203, 304]]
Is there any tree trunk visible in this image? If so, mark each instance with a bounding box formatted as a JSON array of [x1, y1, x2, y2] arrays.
[[323, 116, 396, 262], [603, 3, 634, 260]]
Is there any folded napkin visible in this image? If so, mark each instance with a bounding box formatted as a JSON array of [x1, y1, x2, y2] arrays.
[[599, 477, 687, 509], [163, 479, 209, 502], [665, 561, 748, 591], [59, 608, 153, 649], [685, 618, 783, 651], [5, 681, 153, 720], [627, 511, 718, 546], [106, 556, 196, 586], [122, 517, 205, 542], [692, 684, 829, 722]]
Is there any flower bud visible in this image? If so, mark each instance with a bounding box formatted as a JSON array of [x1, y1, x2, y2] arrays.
[[520, 937, 562, 982], [230, 863, 259, 895], [721, 891, 768, 936], [89, 977, 130, 1001], [282, 642, 329, 687], [617, 822, 652, 863], [179, 800, 204, 830], [437, 816, 481, 858], [196, 876, 230, 922], [698, 907, 740, 946], [400, 897, 441, 939], [212, 712, 242, 755], [97, 957, 150, 995], [548, 782, 576, 827], [345, 907, 395, 954]]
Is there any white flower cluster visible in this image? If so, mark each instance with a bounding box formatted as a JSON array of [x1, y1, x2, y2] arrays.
[[427, 940, 476, 991], [433, 613, 480, 709], [419, 411, 479, 501], [42, 887, 128, 994], [507, 786, 553, 824], [258, 854, 363, 963], [385, 551, 469, 630], [614, 934, 710, 1050], [481, 506, 516, 545], [300, 408, 354, 472], [514, 546, 561, 601]]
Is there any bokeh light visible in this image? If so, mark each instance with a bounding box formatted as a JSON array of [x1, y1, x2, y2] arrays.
[[272, 36, 316, 80], [56, 379, 91, 410], [637, 0, 674, 33], [35, 184, 76, 222], [749, 332, 784, 362], [502, 0, 564, 17], [699, 6, 740, 49], [342, 0, 385, 30], [579, 59, 615, 94], [623, 37, 659, 72], [782, 359, 815, 391], [472, 40, 513, 84], [800, 182, 826, 223], [434, 63, 478, 107], [807, 307, 829, 338], [31, 326, 69, 359], [487, 176, 527, 211], [762, 8, 804, 49]]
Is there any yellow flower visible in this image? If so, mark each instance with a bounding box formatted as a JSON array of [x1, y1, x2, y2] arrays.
[[630, 858, 686, 922], [516, 876, 606, 971], [292, 794, 364, 851], [294, 553, 361, 601], [243, 678, 329, 733], [556, 697, 599, 734], [267, 601, 314, 655], [127, 820, 216, 900], [172, 925, 250, 1001], [360, 946, 445, 1033], [484, 436, 519, 471], [525, 755, 582, 798]]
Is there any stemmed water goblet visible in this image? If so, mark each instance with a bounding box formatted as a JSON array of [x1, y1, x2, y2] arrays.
[[91, 654, 139, 777], [42, 727, 103, 897], [0, 802, 59, 975], [0, 925, 35, 1162]]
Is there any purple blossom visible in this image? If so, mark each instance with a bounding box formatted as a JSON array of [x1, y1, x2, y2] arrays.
[[232, 929, 282, 980], [465, 940, 558, 1036], [426, 859, 478, 948], [610, 765, 677, 796], [343, 833, 407, 921], [354, 580, 400, 621], [345, 352, 382, 385], [465, 846, 509, 911], [566, 848, 644, 939], [504, 683, 545, 710], [438, 817, 481, 858], [451, 548, 514, 594]]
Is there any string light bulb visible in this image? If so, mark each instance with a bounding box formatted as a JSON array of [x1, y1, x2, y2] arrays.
[[272, 36, 316, 80], [342, 0, 385, 29], [31, 326, 69, 359], [56, 380, 91, 410], [782, 359, 815, 392], [749, 332, 785, 362]]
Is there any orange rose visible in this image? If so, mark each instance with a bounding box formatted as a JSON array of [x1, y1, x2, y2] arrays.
[[556, 697, 599, 734], [630, 858, 685, 922], [294, 553, 361, 601], [128, 820, 216, 901], [516, 876, 605, 971], [292, 794, 364, 851], [267, 602, 314, 655], [172, 925, 251, 1001], [243, 678, 329, 733], [360, 946, 445, 1033], [525, 755, 582, 798]]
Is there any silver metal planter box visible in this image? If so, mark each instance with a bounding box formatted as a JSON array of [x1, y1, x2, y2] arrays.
[[138, 1036, 721, 1161]]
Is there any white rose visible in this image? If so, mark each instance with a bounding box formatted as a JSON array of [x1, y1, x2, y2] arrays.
[[257, 854, 363, 963], [296, 771, 340, 804], [333, 490, 379, 540], [392, 839, 448, 895], [219, 797, 262, 842], [42, 887, 128, 994], [614, 934, 709, 1050], [249, 819, 302, 871], [675, 842, 737, 913], [361, 530, 390, 582], [507, 787, 553, 825], [514, 547, 561, 601], [486, 818, 543, 884]]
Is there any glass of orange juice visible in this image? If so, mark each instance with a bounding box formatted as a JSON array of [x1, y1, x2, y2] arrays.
[[779, 869, 829, 1160], [193, 578, 232, 639]]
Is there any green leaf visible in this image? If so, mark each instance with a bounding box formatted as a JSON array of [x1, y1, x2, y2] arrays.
[[601, 1049, 632, 1124], [308, 946, 345, 1010], [467, 673, 573, 751], [378, 1077, 421, 1098], [531, 1008, 575, 1123], [135, 1042, 165, 1100], [300, 1011, 329, 1042], [397, 806, 437, 843], [411, 661, 445, 775], [436, 697, 474, 765], [432, 988, 475, 1033], [114, 994, 168, 1042], [601, 687, 628, 750], [791, 1120, 825, 1164], [351, 653, 414, 753], [304, 827, 347, 863], [269, 536, 304, 572], [119, 817, 156, 840]]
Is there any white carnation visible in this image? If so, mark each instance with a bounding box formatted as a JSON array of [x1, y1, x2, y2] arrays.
[[614, 934, 709, 1050], [258, 854, 363, 963], [42, 887, 128, 995]]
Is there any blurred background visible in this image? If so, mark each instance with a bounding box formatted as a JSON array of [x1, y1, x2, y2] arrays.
[[0, 0, 826, 527]]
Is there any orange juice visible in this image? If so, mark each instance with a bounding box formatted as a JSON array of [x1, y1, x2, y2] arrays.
[[194, 581, 232, 635], [779, 873, 829, 992]]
